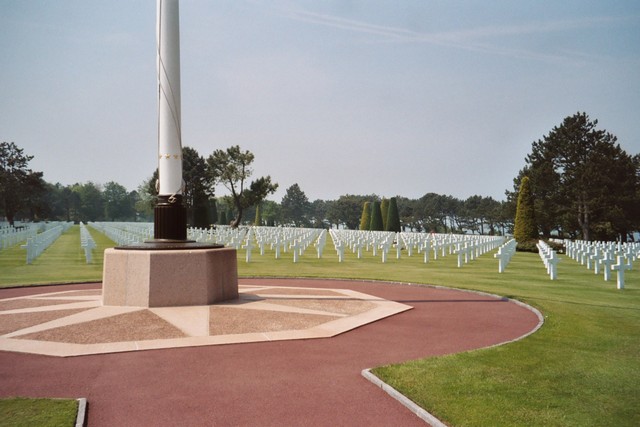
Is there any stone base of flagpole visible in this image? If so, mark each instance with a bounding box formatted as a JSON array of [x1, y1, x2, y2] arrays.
[[102, 191, 239, 307], [102, 246, 238, 307]]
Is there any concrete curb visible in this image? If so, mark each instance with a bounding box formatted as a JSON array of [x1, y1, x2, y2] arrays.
[[76, 398, 87, 427], [361, 369, 447, 427]]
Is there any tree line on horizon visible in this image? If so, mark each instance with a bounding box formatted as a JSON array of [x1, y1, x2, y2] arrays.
[[2, 112, 639, 240]]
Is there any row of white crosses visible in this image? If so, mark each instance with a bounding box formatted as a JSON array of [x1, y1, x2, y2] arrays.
[[89, 222, 153, 246], [188, 225, 246, 247], [329, 230, 395, 263], [564, 240, 637, 290], [328, 230, 505, 264], [186, 226, 327, 263], [494, 239, 517, 273], [79, 222, 97, 264], [20, 222, 73, 264], [1, 224, 39, 250], [536, 240, 560, 280], [250, 226, 325, 262], [451, 235, 506, 268]]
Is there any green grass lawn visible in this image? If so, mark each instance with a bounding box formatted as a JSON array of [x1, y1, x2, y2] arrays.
[[0, 225, 114, 286], [1, 228, 638, 426], [0, 397, 78, 427]]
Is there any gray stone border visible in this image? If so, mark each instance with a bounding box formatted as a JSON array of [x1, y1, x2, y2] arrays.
[[361, 368, 447, 426], [76, 398, 87, 427]]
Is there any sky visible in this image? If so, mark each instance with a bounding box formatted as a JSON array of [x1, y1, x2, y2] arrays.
[[2, 1, 639, 203]]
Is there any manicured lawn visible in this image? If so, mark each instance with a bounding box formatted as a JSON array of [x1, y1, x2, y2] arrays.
[[0, 225, 114, 287], [0, 397, 78, 427], [1, 229, 638, 426]]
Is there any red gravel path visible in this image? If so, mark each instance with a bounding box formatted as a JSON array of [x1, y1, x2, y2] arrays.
[[0, 278, 541, 426]]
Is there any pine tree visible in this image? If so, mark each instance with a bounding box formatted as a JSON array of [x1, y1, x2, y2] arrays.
[[359, 202, 371, 230], [370, 201, 384, 231], [386, 197, 401, 232], [513, 176, 538, 242], [380, 198, 389, 231]]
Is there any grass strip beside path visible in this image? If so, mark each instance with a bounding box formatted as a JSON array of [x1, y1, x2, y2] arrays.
[[0, 225, 115, 286], [0, 397, 78, 427]]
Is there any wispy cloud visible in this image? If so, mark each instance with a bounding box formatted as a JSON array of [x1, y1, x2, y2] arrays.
[[276, 7, 637, 64]]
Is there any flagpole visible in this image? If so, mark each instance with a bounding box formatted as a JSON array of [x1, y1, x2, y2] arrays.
[[154, 0, 187, 241]]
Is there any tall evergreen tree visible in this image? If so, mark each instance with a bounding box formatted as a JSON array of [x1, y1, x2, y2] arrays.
[[386, 197, 401, 232], [359, 202, 371, 230], [281, 183, 311, 226], [380, 198, 389, 231], [370, 201, 384, 231], [513, 176, 538, 242]]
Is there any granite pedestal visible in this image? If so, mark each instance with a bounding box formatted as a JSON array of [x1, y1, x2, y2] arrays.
[[102, 246, 238, 307]]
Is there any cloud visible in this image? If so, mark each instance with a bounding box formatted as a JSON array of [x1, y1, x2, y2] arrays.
[[275, 6, 637, 64]]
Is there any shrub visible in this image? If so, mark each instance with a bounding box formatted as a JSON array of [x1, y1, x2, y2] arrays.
[[359, 202, 371, 231], [514, 176, 538, 242], [386, 197, 401, 232], [370, 201, 384, 231]]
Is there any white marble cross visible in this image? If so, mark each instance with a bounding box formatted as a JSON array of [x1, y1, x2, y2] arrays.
[[494, 248, 510, 273], [599, 252, 616, 281], [612, 255, 632, 290], [335, 240, 345, 263], [242, 238, 253, 263], [547, 251, 560, 280], [291, 239, 301, 263]]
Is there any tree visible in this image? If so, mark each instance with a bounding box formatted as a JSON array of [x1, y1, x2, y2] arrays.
[[0, 142, 44, 226], [310, 199, 329, 228], [327, 195, 376, 229], [183, 147, 214, 228], [513, 176, 538, 242], [135, 177, 155, 221], [21, 172, 48, 222], [260, 200, 281, 226], [206, 145, 277, 228], [380, 198, 389, 231], [281, 183, 311, 227], [103, 182, 135, 221], [369, 201, 384, 231], [417, 193, 447, 232], [386, 197, 401, 232], [359, 202, 371, 230], [395, 196, 417, 231], [71, 182, 104, 222], [511, 112, 638, 240]]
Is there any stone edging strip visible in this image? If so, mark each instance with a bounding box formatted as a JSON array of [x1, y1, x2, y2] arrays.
[[361, 368, 447, 426], [76, 398, 87, 427]]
